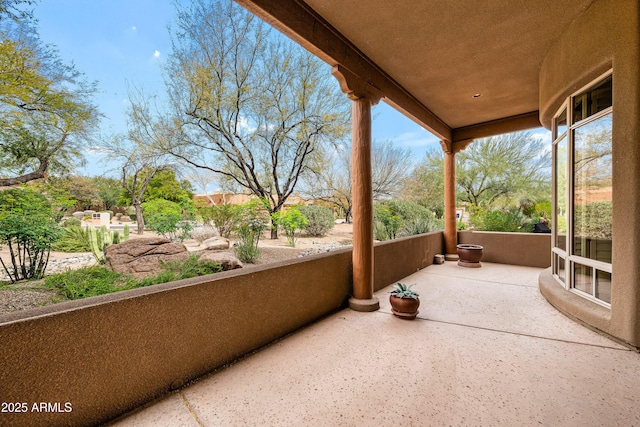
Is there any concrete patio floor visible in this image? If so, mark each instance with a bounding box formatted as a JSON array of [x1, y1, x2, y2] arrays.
[[109, 262, 640, 426]]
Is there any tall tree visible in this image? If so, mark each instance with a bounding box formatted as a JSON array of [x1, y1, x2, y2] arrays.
[[401, 146, 445, 217], [403, 132, 551, 213], [157, 0, 349, 238], [456, 132, 550, 208], [306, 140, 414, 223], [0, 19, 99, 185]]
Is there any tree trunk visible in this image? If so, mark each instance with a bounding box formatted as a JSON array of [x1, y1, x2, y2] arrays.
[[134, 202, 144, 235]]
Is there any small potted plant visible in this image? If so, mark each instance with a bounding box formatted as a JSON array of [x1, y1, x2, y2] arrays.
[[389, 283, 420, 320]]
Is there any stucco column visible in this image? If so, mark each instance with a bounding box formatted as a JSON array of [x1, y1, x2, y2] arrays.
[[443, 146, 458, 259], [350, 97, 377, 309], [332, 65, 382, 312], [441, 139, 473, 260]]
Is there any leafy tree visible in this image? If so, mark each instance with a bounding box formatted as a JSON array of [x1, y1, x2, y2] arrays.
[[306, 140, 413, 223], [152, 0, 349, 238], [0, 187, 61, 282], [91, 176, 122, 210], [0, 19, 99, 186], [43, 176, 101, 210], [401, 147, 445, 217], [457, 132, 550, 208], [141, 169, 194, 210], [403, 132, 551, 215]]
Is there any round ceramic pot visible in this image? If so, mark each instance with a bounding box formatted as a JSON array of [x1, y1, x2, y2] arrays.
[[390, 295, 420, 320], [456, 244, 483, 267]]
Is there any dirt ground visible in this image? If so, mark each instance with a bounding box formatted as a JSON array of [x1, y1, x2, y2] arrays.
[[0, 223, 353, 315]]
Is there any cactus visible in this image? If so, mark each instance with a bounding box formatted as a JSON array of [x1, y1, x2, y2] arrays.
[[123, 224, 130, 240], [87, 226, 129, 264]]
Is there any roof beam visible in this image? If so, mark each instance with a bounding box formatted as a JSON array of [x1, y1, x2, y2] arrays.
[[451, 111, 541, 143], [234, 0, 452, 141]]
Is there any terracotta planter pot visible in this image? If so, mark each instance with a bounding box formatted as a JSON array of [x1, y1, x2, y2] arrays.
[[389, 295, 420, 320], [457, 243, 483, 268]]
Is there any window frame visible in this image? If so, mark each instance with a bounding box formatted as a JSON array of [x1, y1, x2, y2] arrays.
[[551, 70, 612, 308]]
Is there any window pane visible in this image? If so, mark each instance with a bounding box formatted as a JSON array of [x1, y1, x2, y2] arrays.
[[572, 113, 612, 264], [572, 76, 612, 123], [555, 108, 567, 138], [595, 270, 611, 304], [574, 264, 593, 295], [555, 134, 567, 250], [554, 254, 566, 284]]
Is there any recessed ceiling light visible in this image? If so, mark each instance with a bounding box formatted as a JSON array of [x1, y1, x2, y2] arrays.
[[472, 93, 482, 98]]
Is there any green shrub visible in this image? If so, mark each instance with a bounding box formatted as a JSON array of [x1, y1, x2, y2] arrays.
[[469, 208, 524, 232], [0, 188, 62, 282], [233, 200, 268, 263], [45, 255, 223, 300], [143, 199, 193, 241], [197, 203, 239, 238], [374, 206, 401, 241], [272, 207, 308, 247], [63, 217, 82, 227], [373, 199, 442, 241], [52, 225, 91, 252], [44, 266, 127, 299], [299, 205, 334, 237]]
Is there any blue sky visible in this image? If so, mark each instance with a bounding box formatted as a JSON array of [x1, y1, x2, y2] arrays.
[[33, 1, 548, 188]]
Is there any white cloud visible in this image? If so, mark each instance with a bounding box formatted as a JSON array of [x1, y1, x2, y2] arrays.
[[393, 131, 438, 148], [153, 50, 160, 58], [531, 131, 552, 144]]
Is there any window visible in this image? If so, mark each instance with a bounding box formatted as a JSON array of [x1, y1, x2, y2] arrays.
[[552, 73, 612, 306]]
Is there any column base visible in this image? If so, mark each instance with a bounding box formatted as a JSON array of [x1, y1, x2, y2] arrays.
[[444, 253, 459, 261], [349, 297, 380, 312]]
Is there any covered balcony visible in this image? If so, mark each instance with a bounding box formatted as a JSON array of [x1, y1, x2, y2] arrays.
[[110, 258, 640, 426], [1, 0, 638, 425]]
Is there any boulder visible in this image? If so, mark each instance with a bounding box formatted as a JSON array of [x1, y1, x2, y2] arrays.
[[105, 237, 189, 278], [198, 252, 243, 271], [201, 236, 230, 251]]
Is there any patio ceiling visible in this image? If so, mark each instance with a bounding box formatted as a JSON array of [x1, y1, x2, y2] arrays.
[[235, 0, 595, 141]]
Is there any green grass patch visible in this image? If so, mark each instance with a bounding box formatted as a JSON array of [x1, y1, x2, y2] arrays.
[[45, 255, 223, 301]]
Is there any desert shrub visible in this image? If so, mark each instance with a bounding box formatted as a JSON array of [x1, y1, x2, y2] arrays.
[[143, 199, 193, 241], [63, 217, 82, 227], [233, 200, 268, 263], [197, 203, 239, 238], [299, 205, 334, 237], [373, 199, 442, 241], [52, 225, 91, 252], [0, 188, 62, 282], [45, 255, 223, 300], [272, 207, 308, 247], [469, 207, 524, 232], [44, 266, 127, 299], [374, 205, 401, 241]]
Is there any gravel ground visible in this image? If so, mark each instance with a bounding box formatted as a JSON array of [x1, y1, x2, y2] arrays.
[[0, 223, 353, 316]]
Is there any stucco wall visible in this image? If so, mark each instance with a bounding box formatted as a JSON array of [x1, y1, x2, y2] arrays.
[[538, 0, 640, 347], [458, 231, 551, 268], [0, 232, 442, 427]]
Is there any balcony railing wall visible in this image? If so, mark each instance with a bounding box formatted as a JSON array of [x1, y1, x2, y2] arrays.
[[0, 231, 444, 427]]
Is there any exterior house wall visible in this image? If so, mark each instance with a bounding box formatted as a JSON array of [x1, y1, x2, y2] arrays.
[[538, 0, 640, 348]]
